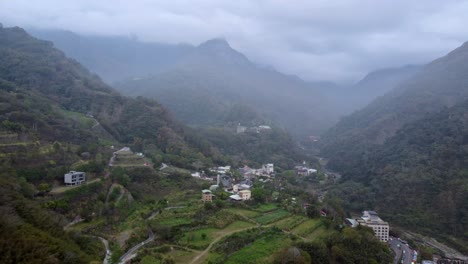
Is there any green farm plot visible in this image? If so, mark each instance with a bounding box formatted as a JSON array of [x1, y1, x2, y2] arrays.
[[170, 249, 198, 264], [255, 203, 279, 213], [180, 228, 217, 249], [158, 217, 192, 227], [179, 221, 255, 250], [225, 208, 261, 218], [305, 225, 327, 241], [220, 221, 255, 233], [291, 219, 323, 237], [272, 215, 308, 230], [254, 209, 290, 225], [223, 231, 292, 264]]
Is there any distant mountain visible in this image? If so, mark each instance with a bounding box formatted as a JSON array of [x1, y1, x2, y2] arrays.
[[322, 41, 468, 157], [115, 38, 336, 137], [29, 29, 195, 83], [320, 65, 422, 115]]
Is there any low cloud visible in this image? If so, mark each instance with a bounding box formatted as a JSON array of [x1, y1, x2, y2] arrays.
[[1, 0, 466, 83]]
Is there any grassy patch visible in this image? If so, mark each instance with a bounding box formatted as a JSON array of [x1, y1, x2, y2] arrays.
[[272, 215, 308, 231], [179, 221, 254, 250], [50, 178, 102, 194], [158, 217, 192, 227], [180, 228, 217, 249], [225, 208, 261, 218], [291, 218, 322, 237], [254, 209, 290, 225], [223, 231, 291, 264], [255, 203, 279, 213], [222, 221, 255, 232]]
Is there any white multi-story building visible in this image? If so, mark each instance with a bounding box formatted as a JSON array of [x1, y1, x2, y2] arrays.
[[263, 163, 274, 174], [64, 171, 86, 186], [358, 211, 389, 242]]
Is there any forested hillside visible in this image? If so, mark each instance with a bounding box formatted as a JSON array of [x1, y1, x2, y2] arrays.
[[0, 25, 222, 263], [322, 41, 468, 168], [321, 41, 468, 252]]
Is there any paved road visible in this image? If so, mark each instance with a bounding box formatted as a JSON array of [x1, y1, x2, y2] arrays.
[[118, 230, 154, 264], [389, 237, 416, 264], [96, 236, 111, 264]]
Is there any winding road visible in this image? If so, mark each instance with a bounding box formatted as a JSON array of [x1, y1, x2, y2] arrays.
[[97, 236, 111, 264], [118, 230, 155, 264]]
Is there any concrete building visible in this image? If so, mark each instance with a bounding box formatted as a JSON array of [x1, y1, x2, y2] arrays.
[[64, 171, 86, 186], [202, 189, 214, 202], [263, 163, 274, 174], [236, 124, 247, 134], [238, 190, 251, 200], [358, 211, 389, 242]]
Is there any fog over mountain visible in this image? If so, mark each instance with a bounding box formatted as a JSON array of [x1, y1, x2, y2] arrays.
[[1, 0, 467, 83]]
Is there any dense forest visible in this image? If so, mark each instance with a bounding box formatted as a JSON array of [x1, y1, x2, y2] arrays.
[[321, 41, 468, 252]]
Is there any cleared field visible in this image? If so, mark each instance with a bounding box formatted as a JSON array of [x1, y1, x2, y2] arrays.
[[255, 203, 278, 212], [223, 232, 291, 264], [305, 225, 327, 241], [254, 209, 290, 225], [50, 178, 101, 194], [180, 228, 218, 249], [179, 221, 255, 250], [272, 215, 308, 230], [291, 218, 322, 237], [220, 221, 255, 232], [225, 208, 261, 218], [171, 249, 198, 264], [158, 217, 192, 227]]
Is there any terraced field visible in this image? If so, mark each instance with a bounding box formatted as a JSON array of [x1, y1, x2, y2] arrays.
[[254, 209, 290, 225], [291, 219, 323, 237], [272, 215, 308, 230]]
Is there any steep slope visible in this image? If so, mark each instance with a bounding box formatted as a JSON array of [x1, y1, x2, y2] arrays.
[[29, 29, 194, 83], [328, 100, 468, 252], [322, 41, 468, 170], [115, 38, 335, 137], [0, 26, 219, 162], [320, 41, 468, 251], [0, 25, 224, 263]]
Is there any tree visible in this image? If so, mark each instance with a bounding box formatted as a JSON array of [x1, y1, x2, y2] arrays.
[[38, 183, 52, 193], [252, 187, 267, 203], [306, 204, 319, 218]]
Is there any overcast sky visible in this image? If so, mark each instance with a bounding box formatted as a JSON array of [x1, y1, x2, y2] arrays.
[[1, 0, 467, 83]]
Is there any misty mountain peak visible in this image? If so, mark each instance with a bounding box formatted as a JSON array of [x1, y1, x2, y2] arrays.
[[196, 37, 250, 66], [198, 37, 231, 50]]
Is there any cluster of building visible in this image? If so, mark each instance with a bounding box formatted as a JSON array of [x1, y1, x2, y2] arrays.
[[236, 124, 272, 134], [346, 211, 389, 242], [294, 162, 317, 176], [238, 163, 274, 179], [200, 163, 274, 202]]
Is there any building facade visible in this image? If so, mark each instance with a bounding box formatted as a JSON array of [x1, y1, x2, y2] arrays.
[[202, 189, 213, 202], [358, 211, 389, 242], [64, 171, 86, 186], [238, 190, 251, 200]]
